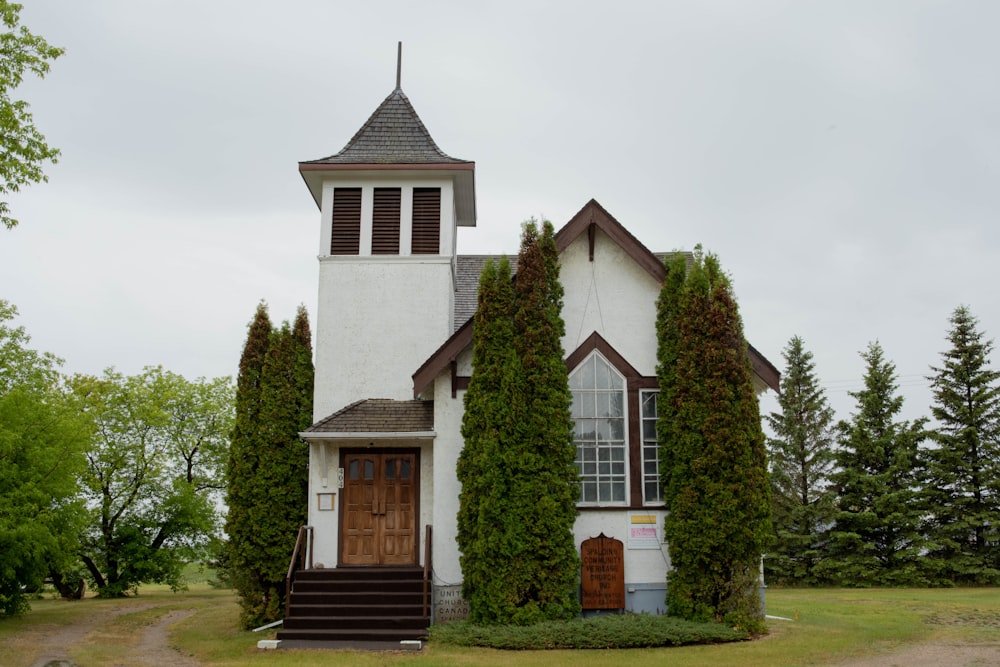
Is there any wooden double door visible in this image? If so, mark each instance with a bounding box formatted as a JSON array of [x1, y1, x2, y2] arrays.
[[341, 450, 418, 566]]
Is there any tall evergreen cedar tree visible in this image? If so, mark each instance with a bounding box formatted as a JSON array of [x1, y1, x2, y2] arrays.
[[226, 303, 314, 628], [457, 220, 580, 625], [656, 248, 771, 633], [765, 336, 837, 585], [922, 306, 1000, 584], [821, 342, 927, 586]]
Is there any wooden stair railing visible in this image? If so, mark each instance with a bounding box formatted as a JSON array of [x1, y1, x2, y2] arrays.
[[285, 525, 313, 617], [423, 524, 432, 618]]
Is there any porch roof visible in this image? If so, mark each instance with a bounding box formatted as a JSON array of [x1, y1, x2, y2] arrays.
[[302, 398, 435, 440]]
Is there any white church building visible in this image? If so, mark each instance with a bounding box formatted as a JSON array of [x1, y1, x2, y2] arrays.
[[289, 68, 779, 630]]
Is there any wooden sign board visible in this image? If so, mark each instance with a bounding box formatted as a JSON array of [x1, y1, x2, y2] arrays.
[[580, 533, 625, 610]]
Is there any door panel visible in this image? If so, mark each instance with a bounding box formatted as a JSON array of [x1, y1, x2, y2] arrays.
[[381, 454, 415, 565], [342, 451, 417, 566]]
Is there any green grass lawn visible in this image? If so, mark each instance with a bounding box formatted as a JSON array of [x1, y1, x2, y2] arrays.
[[1, 585, 998, 666]]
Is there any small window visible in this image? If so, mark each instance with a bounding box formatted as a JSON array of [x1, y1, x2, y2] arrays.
[[571, 353, 627, 505], [331, 188, 361, 255], [411, 187, 440, 254], [640, 390, 662, 504]]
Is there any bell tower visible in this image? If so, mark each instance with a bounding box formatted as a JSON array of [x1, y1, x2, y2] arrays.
[[299, 46, 476, 420]]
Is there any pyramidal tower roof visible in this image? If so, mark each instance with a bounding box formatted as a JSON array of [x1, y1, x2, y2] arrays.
[[298, 44, 476, 226], [302, 86, 470, 166]]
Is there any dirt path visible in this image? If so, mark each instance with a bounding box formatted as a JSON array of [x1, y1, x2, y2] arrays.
[[831, 641, 1000, 667], [29, 603, 198, 667], [123, 609, 199, 667]]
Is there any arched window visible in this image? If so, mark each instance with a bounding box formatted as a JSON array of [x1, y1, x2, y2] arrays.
[[570, 352, 627, 505]]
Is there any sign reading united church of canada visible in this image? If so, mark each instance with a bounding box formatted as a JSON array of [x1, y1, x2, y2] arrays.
[[580, 533, 625, 610]]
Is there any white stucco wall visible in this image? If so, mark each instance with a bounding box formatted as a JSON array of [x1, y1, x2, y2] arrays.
[[573, 511, 670, 583], [308, 442, 339, 567], [430, 370, 466, 585], [312, 177, 458, 422], [313, 258, 453, 421], [559, 227, 661, 373]]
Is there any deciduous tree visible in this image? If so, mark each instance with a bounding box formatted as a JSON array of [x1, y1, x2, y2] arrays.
[[0, 300, 87, 616], [71, 367, 233, 597], [765, 336, 837, 585], [1, 1, 63, 230]]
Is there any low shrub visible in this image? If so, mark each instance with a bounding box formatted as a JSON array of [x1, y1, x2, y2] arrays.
[[429, 612, 748, 650]]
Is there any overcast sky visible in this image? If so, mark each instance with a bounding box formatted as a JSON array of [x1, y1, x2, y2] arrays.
[[3, 0, 998, 426]]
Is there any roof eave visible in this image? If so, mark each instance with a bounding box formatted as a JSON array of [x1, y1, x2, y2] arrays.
[[298, 162, 476, 226], [300, 430, 437, 441]]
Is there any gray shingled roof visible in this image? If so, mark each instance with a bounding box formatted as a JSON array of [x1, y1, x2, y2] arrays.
[[453, 255, 518, 332], [302, 88, 468, 165], [306, 399, 434, 434]]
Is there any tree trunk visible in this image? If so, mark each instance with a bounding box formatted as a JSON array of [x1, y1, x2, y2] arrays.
[[49, 568, 87, 600]]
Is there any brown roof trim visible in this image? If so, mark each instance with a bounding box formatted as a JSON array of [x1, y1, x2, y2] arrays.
[[299, 162, 475, 173], [412, 319, 473, 397], [565, 331, 643, 380], [412, 199, 781, 396], [414, 321, 779, 396], [748, 342, 780, 393], [554, 199, 666, 283]]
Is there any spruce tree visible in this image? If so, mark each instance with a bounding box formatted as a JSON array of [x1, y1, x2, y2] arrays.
[[822, 342, 926, 586], [658, 246, 771, 633], [225, 303, 313, 628], [457, 220, 579, 625], [922, 306, 1000, 584], [765, 336, 837, 585]]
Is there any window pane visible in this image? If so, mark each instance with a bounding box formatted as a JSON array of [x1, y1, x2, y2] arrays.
[[610, 391, 624, 417], [385, 459, 396, 480], [349, 460, 359, 481], [642, 392, 657, 419], [640, 389, 662, 504], [580, 356, 596, 388], [595, 357, 610, 388], [401, 459, 411, 480], [645, 481, 659, 501], [363, 460, 374, 480], [608, 371, 623, 391], [570, 352, 628, 506]]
